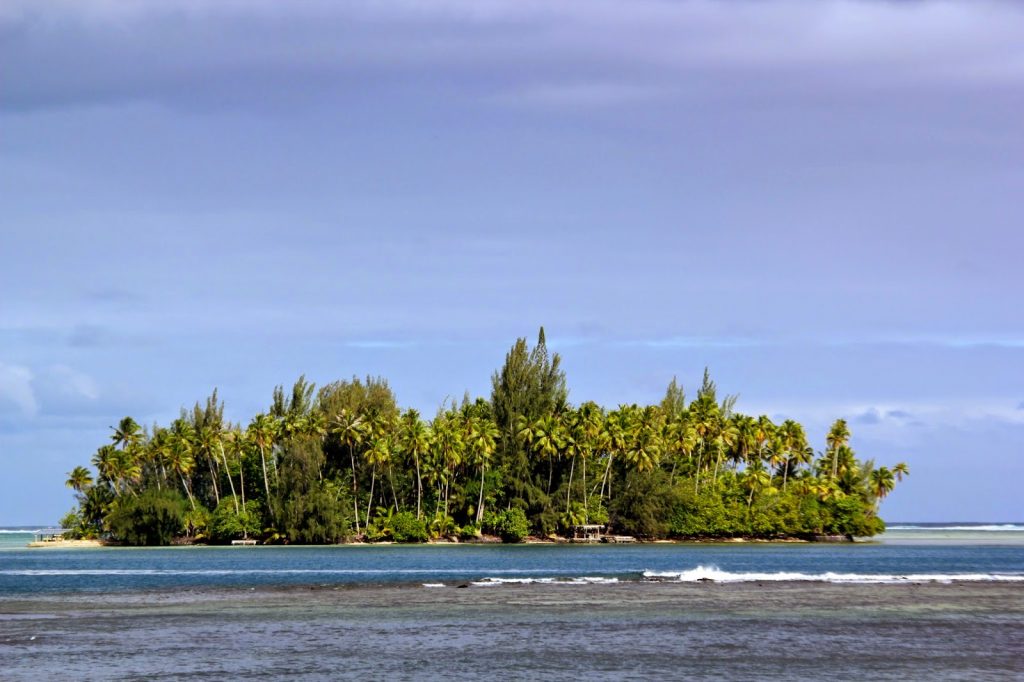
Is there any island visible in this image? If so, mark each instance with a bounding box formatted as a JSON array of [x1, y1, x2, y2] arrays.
[[58, 328, 907, 546]]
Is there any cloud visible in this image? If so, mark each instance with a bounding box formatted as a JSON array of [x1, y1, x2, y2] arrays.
[[0, 363, 38, 416], [3, 0, 1023, 112], [494, 81, 669, 109], [854, 408, 882, 425], [344, 340, 417, 350], [39, 365, 100, 402], [620, 336, 766, 349]]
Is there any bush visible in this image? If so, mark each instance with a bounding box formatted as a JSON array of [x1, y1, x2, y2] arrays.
[[210, 497, 263, 542], [611, 470, 679, 539], [390, 511, 429, 543], [106, 489, 187, 546], [484, 508, 529, 543]]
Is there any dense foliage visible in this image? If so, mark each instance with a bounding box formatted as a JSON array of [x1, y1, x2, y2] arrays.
[[62, 328, 907, 545]]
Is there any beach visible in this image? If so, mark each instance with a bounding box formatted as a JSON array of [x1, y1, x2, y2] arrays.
[[3, 581, 1022, 680]]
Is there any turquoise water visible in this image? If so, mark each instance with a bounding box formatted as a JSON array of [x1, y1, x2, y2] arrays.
[[2, 524, 1022, 594]]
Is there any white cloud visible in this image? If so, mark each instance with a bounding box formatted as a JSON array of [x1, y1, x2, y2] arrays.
[[0, 362, 38, 416], [44, 365, 100, 401]]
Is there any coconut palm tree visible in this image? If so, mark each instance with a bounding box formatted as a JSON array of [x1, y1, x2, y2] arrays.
[[167, 421, 197, 510], [247, 413, 279, 512], [518, 414, 563, 495], [826, 419, 851, 480], [575, 401, 606, 514], [399, 409, 430, 519], [111, 416, 143, 451], [744, 466, 772, 508], [870, 466, 896, 508], [65, 466, 93, 493], [330, 408, 367, 534], [625, 406, 663, 474], [463, 415, 499, 524], [893, 462, 910, 482]]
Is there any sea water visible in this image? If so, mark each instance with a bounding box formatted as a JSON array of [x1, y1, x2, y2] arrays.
[[1, 525, 1022, 679]]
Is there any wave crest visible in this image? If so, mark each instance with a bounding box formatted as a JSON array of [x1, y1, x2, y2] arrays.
[[642, 565, 1024, 584]]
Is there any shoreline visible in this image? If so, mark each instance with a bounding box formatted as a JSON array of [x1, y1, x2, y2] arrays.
[[25, 539, 107, 549], [24, 536, 830, 548]]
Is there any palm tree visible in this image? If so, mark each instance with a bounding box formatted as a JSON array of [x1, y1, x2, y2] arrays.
[[224, 429, 250, 508], [600, 407, 632, 502], [518, 413, 563, 495], [167, 421, 197, 510], [330, 408, 367, 534], [744, 466, 772, 509], [625, 406, 663, 474], [197, 425, 228, 511], [111, 416, 143, 451], [399, 410, 430, 519], [65, 466, 93, 493], [892, 462, 910, 482], [465, 415, 499, 524], [870, 466, 896, 509], [575, 401, 606, 515], [826, 419, 851, 480], [777, 419, 807, 490], [247, 413, 279, 513]]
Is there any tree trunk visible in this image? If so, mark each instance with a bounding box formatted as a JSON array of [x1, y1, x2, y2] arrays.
[[349, 444, 360, 535], [581, 456, 588, 518], [566, 455, 575, 513], [476, 465, 486, 525], [180, 473, 196, 511], [694, 452, 703, 494], [208, 457, 220, 505], [258, 443, 273, 515], [388, 464, 399, 512], [415, 452, 423, 519], [366, 465, 376, 527], [219, 443, 239, 514], [599, 453, 614, 502]]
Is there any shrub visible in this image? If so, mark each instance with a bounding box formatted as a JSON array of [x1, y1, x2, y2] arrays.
[[106, 489, 187, 546], [210, 497, 263, 542], [484, 508, 529, 543], [390, 511, 429, 543]]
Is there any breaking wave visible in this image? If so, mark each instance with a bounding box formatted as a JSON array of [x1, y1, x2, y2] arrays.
[[887, 524, 1024, 532], [642, 565, 1024, 584]]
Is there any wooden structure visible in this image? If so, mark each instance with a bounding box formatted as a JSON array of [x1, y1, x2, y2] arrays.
[[571, 524, 605, 543], [603, 535, 636, 544], [231, 539, 258, 546], [33, 528, 67, 543]]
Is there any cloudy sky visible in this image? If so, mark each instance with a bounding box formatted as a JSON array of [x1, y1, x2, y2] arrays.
[[2, 0, 1022, 524]]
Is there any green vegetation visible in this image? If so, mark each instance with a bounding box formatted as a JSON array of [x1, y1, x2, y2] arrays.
[[61, 328, 907, 545]]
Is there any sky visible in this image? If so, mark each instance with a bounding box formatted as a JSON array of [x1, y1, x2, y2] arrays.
[[1, 0, 1022, 524]]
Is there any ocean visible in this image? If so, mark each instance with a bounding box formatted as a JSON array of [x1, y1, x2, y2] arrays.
[[1, 524, 1022, 679]]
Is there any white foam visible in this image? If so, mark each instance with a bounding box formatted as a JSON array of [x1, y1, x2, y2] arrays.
[[471, 576, 619, 586], [642, 565, 1024, 584], [421, 583, 446, 588], [887, 524, 1024, 532]]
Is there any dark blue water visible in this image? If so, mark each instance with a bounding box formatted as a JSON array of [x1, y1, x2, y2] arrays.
[[3, 535, 1022, 594]]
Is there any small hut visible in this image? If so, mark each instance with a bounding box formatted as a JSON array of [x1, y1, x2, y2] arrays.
[[571, 524, 605, 543], [33, 528, 67, 543]]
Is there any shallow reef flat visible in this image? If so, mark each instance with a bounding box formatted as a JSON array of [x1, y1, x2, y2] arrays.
[[2, 581, 1022, 680]]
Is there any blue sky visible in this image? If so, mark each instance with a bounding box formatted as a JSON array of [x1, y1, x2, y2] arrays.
[[1, 0, 1022, 524]]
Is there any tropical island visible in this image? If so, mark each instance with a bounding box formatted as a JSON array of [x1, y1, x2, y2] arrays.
[[59, 329, 907, 546]]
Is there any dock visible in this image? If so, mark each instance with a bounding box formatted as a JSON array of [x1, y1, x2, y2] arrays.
[[231, 539, 258, 546]]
